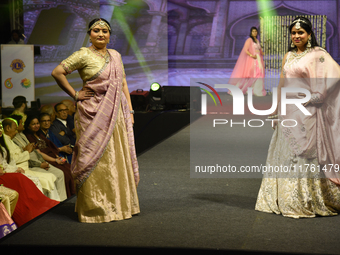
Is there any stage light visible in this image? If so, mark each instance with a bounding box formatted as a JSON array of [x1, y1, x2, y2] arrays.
[[150, 82, 162, 99], [149, 82, 164, 110], [150, 82, 160, 92]]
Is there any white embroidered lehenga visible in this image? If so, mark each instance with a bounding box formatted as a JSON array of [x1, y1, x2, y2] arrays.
[[255, 47, 340, 218]]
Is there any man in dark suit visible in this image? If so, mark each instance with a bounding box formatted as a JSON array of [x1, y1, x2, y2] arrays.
[[61, 99, 76, 134], [50, 103, 76, 147]]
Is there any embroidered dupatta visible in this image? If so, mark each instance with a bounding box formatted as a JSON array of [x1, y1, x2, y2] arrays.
[[71, 50, 138, 190], [281, 47, 340, 184]]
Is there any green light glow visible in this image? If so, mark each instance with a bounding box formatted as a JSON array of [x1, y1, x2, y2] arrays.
[[113, 8, 154, 84], [256, 0, 277, 17], [150, 82, 160, 91]]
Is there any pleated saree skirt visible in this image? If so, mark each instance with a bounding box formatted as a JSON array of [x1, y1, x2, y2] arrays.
[[75, 106, 140, 223]]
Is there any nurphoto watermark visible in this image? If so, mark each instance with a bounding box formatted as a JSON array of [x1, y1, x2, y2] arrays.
[[189, 78, 324, 179]]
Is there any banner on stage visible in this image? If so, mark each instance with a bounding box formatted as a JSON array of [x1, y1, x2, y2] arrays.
[[1, 45, 35, 107]]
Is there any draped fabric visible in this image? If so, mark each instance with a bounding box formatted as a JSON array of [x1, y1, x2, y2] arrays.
[[0, 147, 43, 193], [0, 184, 19, 217], [71, 49, 138, 190], [74, 106, 140, 223], [280, 47, 340, 184], [25, 132, 75, 197], [43, 129, 72, 163], [61, 48, 139, 223], [255, 125, 340, 218], [4, 133, 57, 195], [13, 132, 67, 201], [0, 203, 17, 239], [228, 38, 266, 96], [0, 173, 59, 227], [256, 47, 340, 218]]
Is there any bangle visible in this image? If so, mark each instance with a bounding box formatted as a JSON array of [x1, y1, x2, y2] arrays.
[[268, 115, 278, 119], [130, 110, 134, 114], [74, 91, 79, 101]]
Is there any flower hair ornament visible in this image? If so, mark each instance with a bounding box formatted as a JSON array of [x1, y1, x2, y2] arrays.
[[88, 19, 111, 32]]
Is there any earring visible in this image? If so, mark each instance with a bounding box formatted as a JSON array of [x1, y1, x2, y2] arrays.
[[307, 37, 311, 48], [291, 41, 295, 48]]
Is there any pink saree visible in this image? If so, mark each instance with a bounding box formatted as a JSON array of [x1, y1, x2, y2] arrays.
[[0, 203, 16, 239], [71, 50, 138, 190], [281, 47, 340, 185], [229, 38, 266, 96]]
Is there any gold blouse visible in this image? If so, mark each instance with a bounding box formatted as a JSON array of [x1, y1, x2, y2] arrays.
[[60, 47, 125, 83]]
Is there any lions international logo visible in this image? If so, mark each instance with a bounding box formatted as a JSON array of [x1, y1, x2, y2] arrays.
[[4, 78, 13, 89], [21, 78, 31, 89], [10, 59, 25, 73]]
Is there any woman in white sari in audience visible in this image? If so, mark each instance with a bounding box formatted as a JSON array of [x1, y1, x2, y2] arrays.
[[0, 123, 59, 227]]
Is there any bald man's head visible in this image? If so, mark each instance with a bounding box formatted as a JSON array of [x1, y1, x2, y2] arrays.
[[61, 99, 76, 115]]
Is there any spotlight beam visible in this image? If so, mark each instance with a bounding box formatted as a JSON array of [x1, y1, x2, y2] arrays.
[[113, 8, 154, 84]]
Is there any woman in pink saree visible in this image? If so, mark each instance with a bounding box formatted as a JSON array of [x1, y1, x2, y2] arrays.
[[228, 27, 266, 96], [52, 18, 140, 223], [256, 17, 340, 218]]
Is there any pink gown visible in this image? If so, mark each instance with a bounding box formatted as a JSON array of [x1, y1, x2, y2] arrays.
[[229, 38, 266, 96]]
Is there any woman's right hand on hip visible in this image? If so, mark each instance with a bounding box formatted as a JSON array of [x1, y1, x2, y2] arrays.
[[77, 88, 95, 101]]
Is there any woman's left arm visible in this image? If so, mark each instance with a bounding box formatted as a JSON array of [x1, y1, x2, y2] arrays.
[[303, 49, 340, 106], [122, 78, 134, 125]]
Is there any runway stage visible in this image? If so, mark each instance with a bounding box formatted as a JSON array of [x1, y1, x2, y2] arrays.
[[1, 96, 340, 255]]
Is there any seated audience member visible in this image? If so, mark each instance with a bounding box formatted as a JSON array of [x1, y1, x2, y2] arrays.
[[0, 122, 59, 227], [39, 113, 73, 163], [7, 30, 24, 44], [11, 96, 27, 125], [0, 123, 43, 193], [2, 118, 61, 201], [0, 171, 59, 228], [24, 115, 75, 197], [0, 166, 18, 237], [61, 99, 76, 133], [0, 182, 19, 218], [50, 103, 76, 147], [40, 104, 56, 122], [11, 114, 67, 201]]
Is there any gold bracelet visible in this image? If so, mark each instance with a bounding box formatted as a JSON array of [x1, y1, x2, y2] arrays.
[[74, 91, 79, 101], [268, 115, 278, 119]]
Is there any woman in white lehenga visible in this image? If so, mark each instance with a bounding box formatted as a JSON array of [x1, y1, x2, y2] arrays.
[[255, 17, 340, 218]]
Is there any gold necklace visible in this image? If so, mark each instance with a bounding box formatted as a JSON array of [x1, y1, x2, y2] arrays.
[[91, 46, 110, 63]]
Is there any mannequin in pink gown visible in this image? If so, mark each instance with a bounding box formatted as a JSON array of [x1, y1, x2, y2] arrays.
[[229, 27, 266, 96]]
